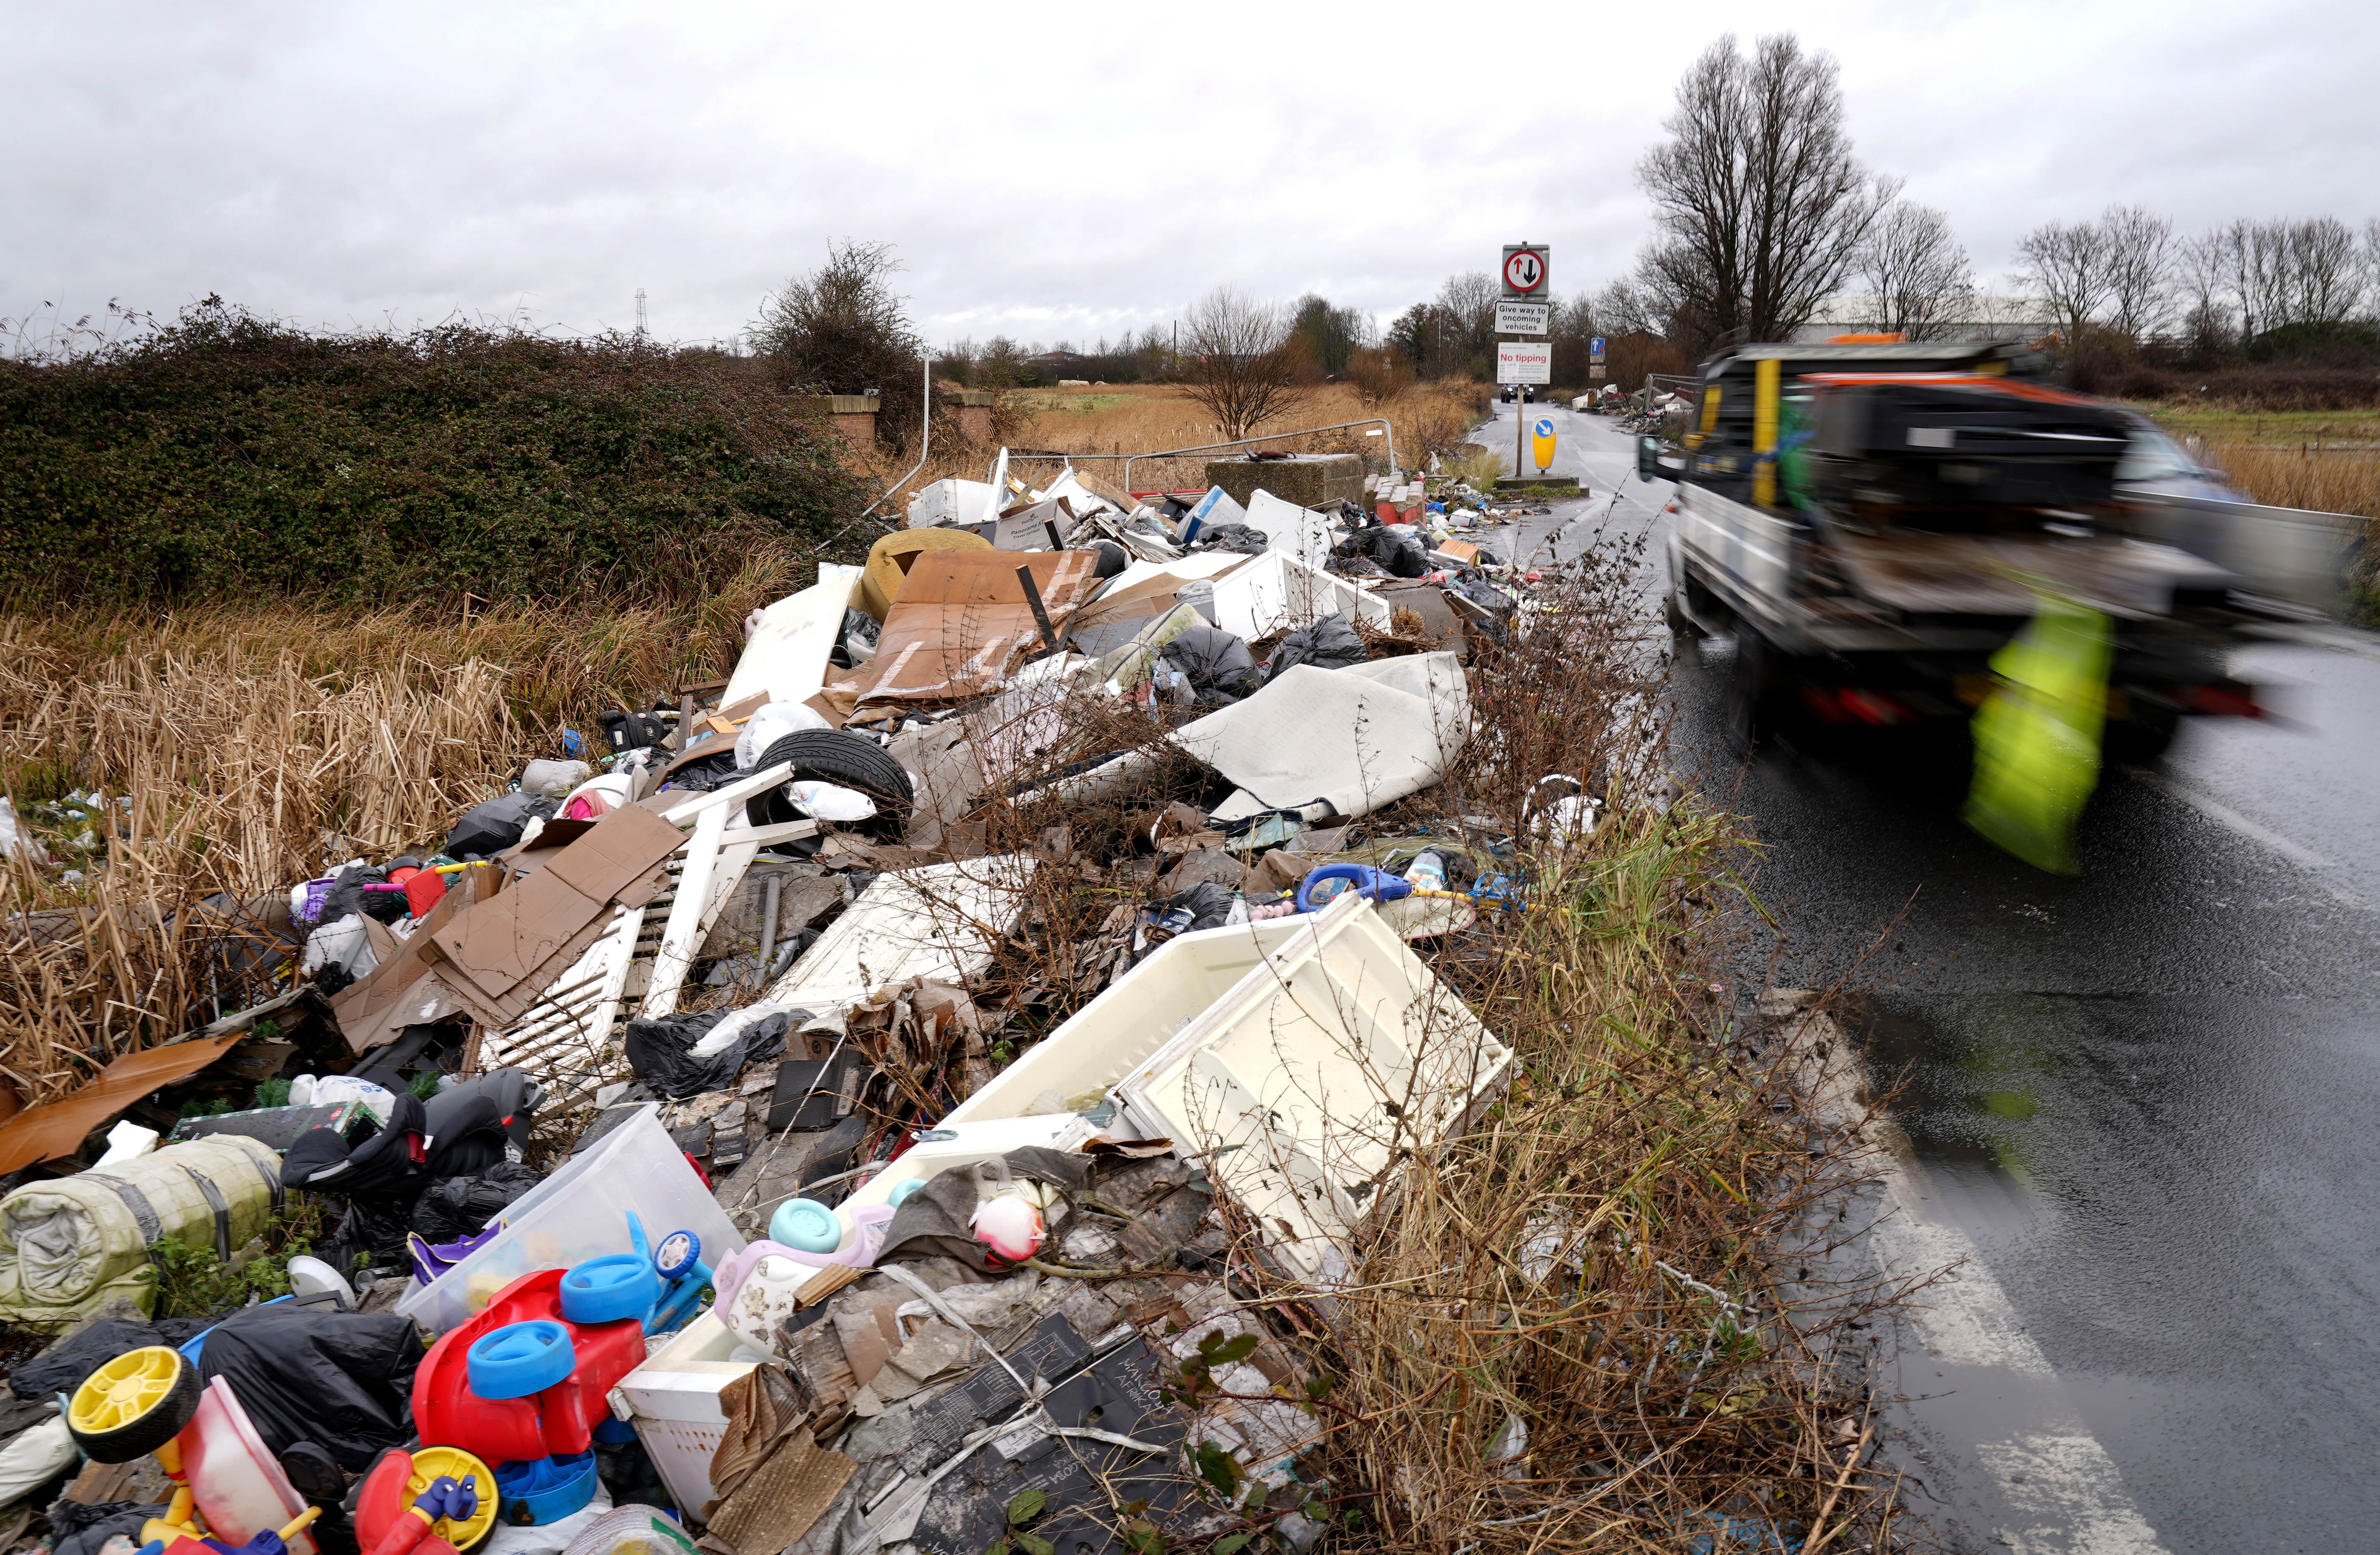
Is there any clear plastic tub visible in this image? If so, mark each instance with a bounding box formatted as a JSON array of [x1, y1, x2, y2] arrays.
[[395, 1104, 744, 1334]]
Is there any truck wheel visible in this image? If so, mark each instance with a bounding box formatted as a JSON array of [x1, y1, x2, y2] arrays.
[[2105, 706, 2179, 763], [1664, 589, 1702, 643], [1725, 631, 1793, 754]]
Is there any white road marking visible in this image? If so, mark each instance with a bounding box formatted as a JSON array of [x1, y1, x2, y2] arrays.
[[1788, 1007, 2173, 1554], [2121, 765, 2335, 870], [1978, 1433, 2173, 1555]]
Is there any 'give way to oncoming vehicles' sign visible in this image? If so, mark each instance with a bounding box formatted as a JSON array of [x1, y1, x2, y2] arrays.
[[1496, 340, 1552, 385]]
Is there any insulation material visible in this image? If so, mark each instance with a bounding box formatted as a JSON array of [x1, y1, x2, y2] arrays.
[[1242, 488, 1334, 571], [1172, 652, 1469, 822], [858, 529, 993, 622], [0, 1135, 282, 1327], [1205, 552, 1390, 642], [722, 563, 865, 715]]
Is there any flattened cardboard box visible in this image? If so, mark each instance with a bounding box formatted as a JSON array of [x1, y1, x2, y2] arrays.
[[425, 803, 683, 1010], [332, 863, 502, 1052], [828, 549, 1100, 719]]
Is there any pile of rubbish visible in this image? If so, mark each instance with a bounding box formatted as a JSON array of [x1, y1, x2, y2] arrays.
[[0, 462, 1632, 1555]]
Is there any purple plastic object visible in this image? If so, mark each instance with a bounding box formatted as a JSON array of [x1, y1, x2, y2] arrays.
[[409, 1222, 507, 1287], [294, 877, 336, 924]]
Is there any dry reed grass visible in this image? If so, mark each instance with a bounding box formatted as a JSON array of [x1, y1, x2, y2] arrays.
[[0, 546, 824, 1104], [2204, 439, 2380, 519], [861, 382, 1493, 516]]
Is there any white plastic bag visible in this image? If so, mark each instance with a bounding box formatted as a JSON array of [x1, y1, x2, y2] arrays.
[[784, 781, 875, 822], [735, 702, 832, 769]]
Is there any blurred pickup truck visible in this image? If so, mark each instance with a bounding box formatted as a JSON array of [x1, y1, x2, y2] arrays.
[[1637, 339, 2364, 757]]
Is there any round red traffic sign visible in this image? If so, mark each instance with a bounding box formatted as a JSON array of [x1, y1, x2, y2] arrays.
[[1503, 248, 1545, 294]]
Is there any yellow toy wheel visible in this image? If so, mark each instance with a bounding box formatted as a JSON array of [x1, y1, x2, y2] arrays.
[[67, 1346, 200, 1463], [406, 1446, 499, 1555]]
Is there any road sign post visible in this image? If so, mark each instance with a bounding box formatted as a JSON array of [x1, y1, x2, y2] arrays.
[[1498, 244, 1550, 479]]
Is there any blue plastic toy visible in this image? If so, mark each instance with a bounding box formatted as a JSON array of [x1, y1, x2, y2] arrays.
[[630, 1212, 713, 1334], [494, 1450, 597, 1525], [558, 1253, 661, 1326], [466, 1321, 576, 1399], [1296, 863, 1415, 914]]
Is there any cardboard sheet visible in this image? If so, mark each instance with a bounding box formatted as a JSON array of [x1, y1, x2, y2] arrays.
[[332, 863, 501, 1052], [0, 1031, 248, 1174], [426, 804, 685, 1007], [835, 549, 1100, 721]]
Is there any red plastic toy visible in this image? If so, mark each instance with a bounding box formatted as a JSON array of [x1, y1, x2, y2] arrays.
[[412, 1270, 648, 1464]]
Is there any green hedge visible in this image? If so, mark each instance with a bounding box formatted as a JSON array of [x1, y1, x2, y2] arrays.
[[0, 300, 865, 604]]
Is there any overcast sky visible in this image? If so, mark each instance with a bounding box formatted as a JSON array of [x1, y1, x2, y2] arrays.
[[7, 0, 2375, 354]]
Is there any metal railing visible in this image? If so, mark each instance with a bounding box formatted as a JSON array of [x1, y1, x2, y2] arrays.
[[992, 417, 1400, 494]]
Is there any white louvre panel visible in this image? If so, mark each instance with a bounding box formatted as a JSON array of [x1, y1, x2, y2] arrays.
[[475, 903, 648, 1089]]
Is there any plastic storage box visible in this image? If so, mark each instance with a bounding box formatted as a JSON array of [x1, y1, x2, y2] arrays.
[[394, 1103, 744, 1334]]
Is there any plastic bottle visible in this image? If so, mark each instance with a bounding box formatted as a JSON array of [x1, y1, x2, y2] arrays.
[[1404, 851, 1447, 893]]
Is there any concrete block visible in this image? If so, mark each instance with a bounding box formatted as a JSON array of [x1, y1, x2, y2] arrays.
[[1203, 453, 1363, 511]]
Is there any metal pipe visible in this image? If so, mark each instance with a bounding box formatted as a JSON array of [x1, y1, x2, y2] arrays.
[[856, 358, 931, 523], [1015, 565, 1059, 651], [758, 874, 782, 967]]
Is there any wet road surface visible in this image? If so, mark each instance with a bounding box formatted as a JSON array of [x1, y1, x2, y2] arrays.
[[1468, 399, 2380, 1554]]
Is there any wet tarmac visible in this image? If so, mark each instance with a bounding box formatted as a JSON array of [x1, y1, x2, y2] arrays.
[[1471, 400, 2380, 1554]]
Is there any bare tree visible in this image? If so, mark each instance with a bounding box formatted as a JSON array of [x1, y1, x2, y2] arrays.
[[2100, 205, 2175, 340], [1179, 287, 1303, 440], [1634, 33, 1894, 350], [2177, 228, 2238, 352], [1592, 279, 1665, 341], [1436, 271, 1499, 373], [2278, 216, 2362, 325], [1854, 201, 1972, 340], [2014, 218, 2112, 350]]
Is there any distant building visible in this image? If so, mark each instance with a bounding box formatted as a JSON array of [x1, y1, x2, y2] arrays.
[[1023, 349, 1091, 373], [1789, 296, 2058, 345]]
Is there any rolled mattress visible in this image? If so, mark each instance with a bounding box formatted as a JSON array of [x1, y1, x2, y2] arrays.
[[0, 1134, 282, 1328]]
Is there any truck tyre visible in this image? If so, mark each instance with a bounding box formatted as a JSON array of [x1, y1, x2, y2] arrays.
[[1664, 588, 1703, 645], [1725, 631, 1789, 754], [746, 730, 916, 840], [2105, 706, 2180, 763]]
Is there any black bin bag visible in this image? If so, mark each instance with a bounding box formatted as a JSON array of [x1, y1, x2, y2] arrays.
[[193, 1302, 424, 1470]]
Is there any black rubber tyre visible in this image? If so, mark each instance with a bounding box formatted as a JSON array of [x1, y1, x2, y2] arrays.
[[745, 730, 916, 840], [2105, 706, 2180, 764], [67, 1346, 201, 1463], [1664, 589, 1702, 644], [1724, 631, 1795, 755]]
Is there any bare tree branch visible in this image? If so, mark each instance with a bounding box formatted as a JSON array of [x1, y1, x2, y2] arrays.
[[1854, 201, 1972, 341], [1179, 286, 1303, 440]]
